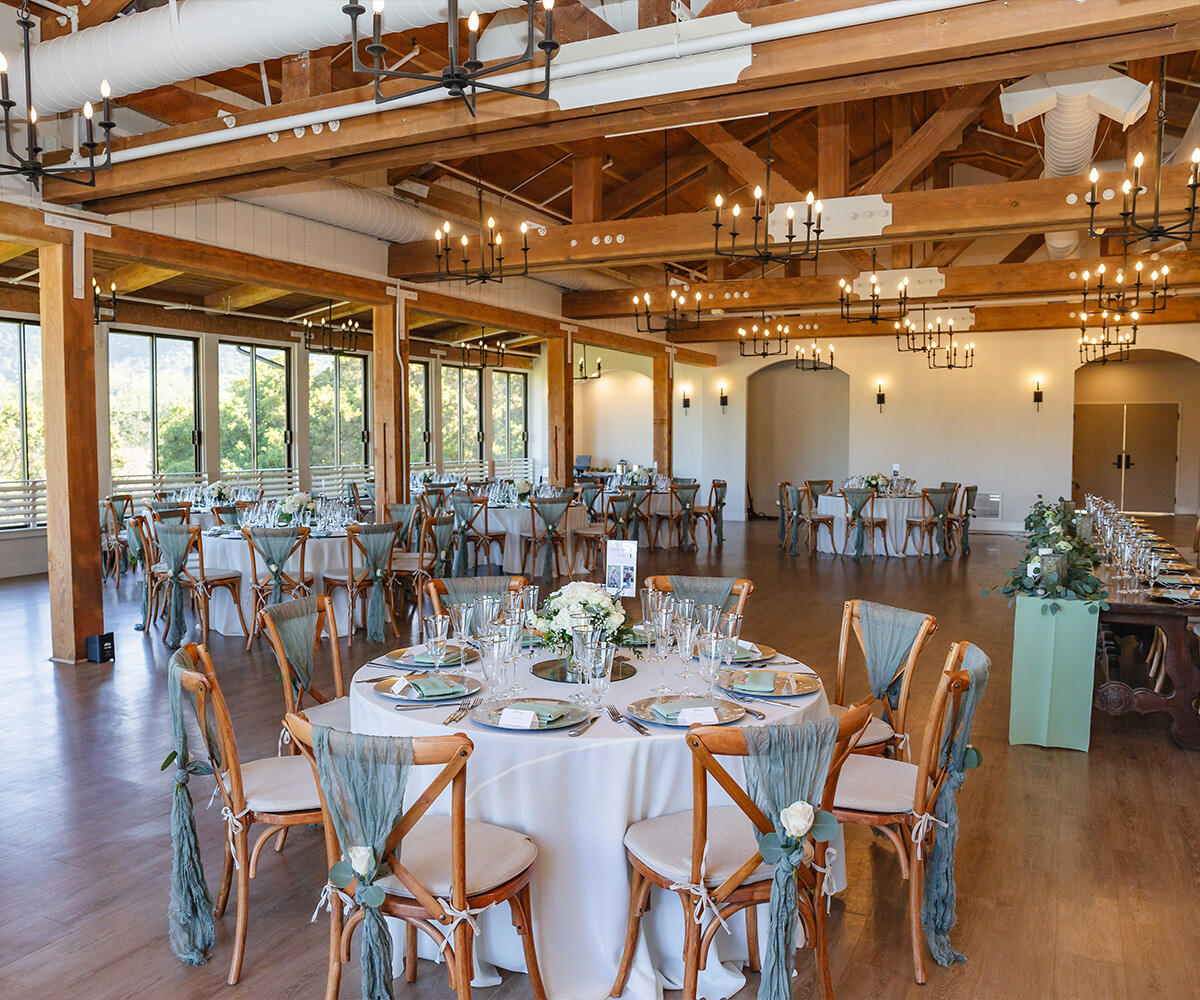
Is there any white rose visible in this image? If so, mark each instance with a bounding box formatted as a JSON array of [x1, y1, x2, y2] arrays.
[[346, 845, 373, 876], [1056, 540, 1072, 552], [780, 801, 815, 839]]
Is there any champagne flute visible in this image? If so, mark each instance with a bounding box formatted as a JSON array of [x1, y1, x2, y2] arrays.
[[673, 617, 700, 696], [422, 614, 450, 672], [696, 632, 723, 698], [652, 600, 675, 695], [447, 602, 474, 654]]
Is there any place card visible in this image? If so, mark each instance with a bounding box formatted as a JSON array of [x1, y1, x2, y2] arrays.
[[498, 707, 540, 729], [677, 706, 720, 725]]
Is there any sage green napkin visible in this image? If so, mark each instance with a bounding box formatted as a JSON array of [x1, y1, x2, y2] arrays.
[[732, 670, 778, 693], [391, 676, 466, 699], [652, 697, 713, 721]]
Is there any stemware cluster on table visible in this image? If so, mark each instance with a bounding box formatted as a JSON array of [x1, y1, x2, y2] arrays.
[[640, 588, 743, 701], [1087, 494, 1172, 596]]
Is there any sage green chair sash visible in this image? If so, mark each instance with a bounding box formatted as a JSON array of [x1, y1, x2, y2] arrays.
[[427, 516, 457, 579], [151, 499, 183, 511], [842, 488, 873, 561], [609, 493, 635, 540], [156, 524, 193, 649], [260, 596, 321, 703], [450, 494, 475, 577], [211, 505, 240, 527], [672, 476, 698, 485], [784, 486, 804, 555], [107, 493, 134, 524], [675, 483, 700, 552], [166, 652, 216, 966], [960, 486, 978, 555], [712, 481, 727, 547], [533, 498, 571, 581], [776, 483, 788, 545], [248, 526, 299, 606], [859, 600, 927, 710], [355, 522, 400, 643], [312, 726, 413, 1000], [806, 480, 833, 497], [922, 645, 990, 967], [743, 718, 839, 1000], [442, 576, 511, 604], [364, 481, 376, 503], [387, 503, 419, 549], [580, 482, 602, 522], [939, 482, 961, 492], [926, 488, 956, 560], [625, 485, 652, 543], [668, 575, 735, 613], [126, 517, 150, 630]]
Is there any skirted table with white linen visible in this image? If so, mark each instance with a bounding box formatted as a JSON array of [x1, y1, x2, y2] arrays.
[[815, 493, 925, 557], [473, 504, 589, 574], [349, 647, 842, 1000]]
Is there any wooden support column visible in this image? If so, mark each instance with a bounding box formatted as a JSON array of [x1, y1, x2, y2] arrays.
[[281, 51, 332, 102], [891, 94, 914, 269], [372, 300, 405, 516], [571, 138, 604, 224], [40, 242, 103, 663], [652, 354, 673, 478], [817, 104, 849, 199], [547, 337, 574, 487]]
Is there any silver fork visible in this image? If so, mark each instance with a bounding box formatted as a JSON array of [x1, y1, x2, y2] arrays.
[[606, 703, 649, 736], [443, 697, 478, 725]]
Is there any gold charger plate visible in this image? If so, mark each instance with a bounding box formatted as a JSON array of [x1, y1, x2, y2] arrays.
[[384, 645, 479, 667], [371, 672, 482, 702], [715, 669, 823, 698]]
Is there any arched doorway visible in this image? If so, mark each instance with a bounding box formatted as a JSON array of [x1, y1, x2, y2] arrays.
[[1073, 349, 1200, 513], [746, 359, 850, 515]]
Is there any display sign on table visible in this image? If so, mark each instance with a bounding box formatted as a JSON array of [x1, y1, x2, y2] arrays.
[[605, 539, 638, 596]]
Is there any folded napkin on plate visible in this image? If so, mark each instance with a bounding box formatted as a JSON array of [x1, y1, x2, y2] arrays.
[[1161, 588, 1199, 601], [1159, 575, 1186, 585], [390, 675, 466, 699], [652, 697, 713, 721], [732, 670, 778, 693], [506, 701, 568, 724], [413, 648, 464, 666]]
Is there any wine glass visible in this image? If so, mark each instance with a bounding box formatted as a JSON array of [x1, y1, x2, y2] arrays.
[[571, 618, 604, 691], [580, 640, 615, 710], [446, 602, 474, 653], [501, 610, 526, 696], [473, 595, 501, 637], [695, 632, 723, 698], [422, 614, 450, 672], [717, 612, 744, 675], [673, 617, 700, 696], [695, 603, 720, 633], [477, 631, 507, 695], [651, 600, 675, 695]]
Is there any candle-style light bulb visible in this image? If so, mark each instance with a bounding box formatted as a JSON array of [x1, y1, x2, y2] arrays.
[[486, 216, 495, 230], [753, 186, 762, 201], [100, 79, 110, 99], [29, 107, 36, 124], [468, 9, 479, 31], [83, 101, 93, 119]]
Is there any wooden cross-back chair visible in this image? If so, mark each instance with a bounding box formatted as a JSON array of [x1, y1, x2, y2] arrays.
[[642, 575, 754, 616], [839, 488, 889, 560], [241, 526, 312, 649], [259, 594, 349, 732], [465, 495, 507, 570], [175, 644, 323, 986], [321, 522, 403, 639], [188, 525, 249, 641], [390, 513, 457, 631], [624, 483, 655, 547], [570, 497, 610, 571], [833, 599, 937, 761], [519, 497, 575, 579], [282, 714, 547, 1000], [902, 488, 954, 558], [149, 503, 192, 525], [610, 704, 873, 1000], [101, 498, 128, 583], [802, 484, 838, 554], [832, 644, 980, 984], [425, 576, 528, 616], [651, 482, 700, 551], [690, 479, 726, 548], [776, 480, 791, 547]]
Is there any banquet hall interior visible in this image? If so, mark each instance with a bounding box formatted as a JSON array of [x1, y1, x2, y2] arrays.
[[4, 1, 1200, 999]]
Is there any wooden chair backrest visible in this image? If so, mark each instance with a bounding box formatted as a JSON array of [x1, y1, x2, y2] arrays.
[[150, 504, 192, 525], [174, 643, 247, 815], [685, 703, 873, 907], [777, 481, 791, 512], [450, 492, 486, 534], [839, 488, 876, 521], [914, 644, 977, 817], [241, 526, 310, 592], [425, 576, 528, 615], [626, 484, 654, 515], [805, 479, 833, 497], [106, 493, 134, 524], [259, 594, 346, 716], [345, 521, 399, 586], [128, 514, 156, 565], [707, 480, 727, 508], [642, 575, 754, 616], [834, 599, 937, 737], [416, 514, 457, 573], [528, 496, 573, 541], [284, 713, 475, 918]]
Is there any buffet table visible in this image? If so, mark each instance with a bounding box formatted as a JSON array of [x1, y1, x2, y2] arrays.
[[815, 493, 925, 556], [349, 647, 840, 1000]]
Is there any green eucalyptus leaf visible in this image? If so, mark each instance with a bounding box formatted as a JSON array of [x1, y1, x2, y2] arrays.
[[963, 745, 983, 770], [161, 749, 178, 771], [756, 830, 787, 865], [328, 860, 355, 889], [810, 809, 839, 843], [357, 884, 386, 909]]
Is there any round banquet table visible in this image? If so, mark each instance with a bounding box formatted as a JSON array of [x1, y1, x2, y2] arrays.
[[349, 646, 843, 1000], [815, 493, 925, 557], [474, 504, 589, 574]]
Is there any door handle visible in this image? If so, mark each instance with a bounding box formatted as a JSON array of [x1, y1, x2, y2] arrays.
[[1125, 454, 1134, 469], [1113, 453, 1123, 468]]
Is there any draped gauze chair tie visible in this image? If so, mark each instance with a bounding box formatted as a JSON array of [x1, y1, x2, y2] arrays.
[[676, 483, 700, 552], [807, 480, 833, 498], [712, 481, 727, 547], [249, 527, 299, 606], [260, 596, 320, 705], [443, 576, 511, 603], [843, 487, 873, 561], [922, 645, 990, 967], [451, 494, 475, 577], [151, 499, 183, 512], [156, 524, 193, 649], [960, 486, 978, 556], [426, 516, 457, 580], [668, 575, 735, 613], [776, 483, 789, 545], [743, 718, 839, 1000], [212, 505, 240, 527], [534, 497, 571, 581], [357, 522, 400, 643], [581, 482, 602, 523], [784, 486, 804, 555], [859, 600, 928, 711], [312, 725, 413, 1000], [610, 494, 635, 540], [926, 488, 956, 561], [626, 485, 651, 543], [126, 518, 150, 629], [388, 503, 419, 549], [166, 651, 217, 966]]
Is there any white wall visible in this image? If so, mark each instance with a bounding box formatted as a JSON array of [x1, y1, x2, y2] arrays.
[[574, 367, 654, 468]]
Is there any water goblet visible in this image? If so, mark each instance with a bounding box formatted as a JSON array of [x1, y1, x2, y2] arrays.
[[473, 595, 502, 637], [695, 632, 723, 697], [476, 631, 507, 694], [695, 603, 720, 633], [652, 604, 676, 695], [521, 585, 540, 615], [446, 602, 474, 652], [717, 612, 744, 671], [673, 617, 700, 696], [501, 612, 526, 695], [580, 640, 615, 709], [673, 598, 696, 623], [422, 614, 450, 672], [571, 618, 604, 688]]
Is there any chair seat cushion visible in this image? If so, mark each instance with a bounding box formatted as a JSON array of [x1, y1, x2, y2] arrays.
[[255, 572, 314, 587], [572, 526, 606, 538], [223, 754, 320, 814], [833, 753, 919, 815], [303, 696, 351, 731], [390, 554, 425, 572], [202, 569, 242, 584], [377, 814, 537, 898], [828, 703, 896, 746], [624, 807, 772, 887]]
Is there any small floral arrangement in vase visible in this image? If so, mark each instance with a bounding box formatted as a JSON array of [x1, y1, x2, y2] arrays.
[[531, 581, 635, 660], [208, 480, 231, 503], [514, 478, 533, 502], [863, 472, 891, 494], [278, 491, 316, 523]]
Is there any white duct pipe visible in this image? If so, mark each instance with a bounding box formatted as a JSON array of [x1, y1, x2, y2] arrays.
[[7, 0, 527, 115], [1001, 67, 1151, 259]]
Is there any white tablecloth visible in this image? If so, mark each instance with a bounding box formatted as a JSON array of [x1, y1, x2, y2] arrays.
[[350, 648, 840, 1000], [815, 494, 925, 557], [477, 505, 589, 574]]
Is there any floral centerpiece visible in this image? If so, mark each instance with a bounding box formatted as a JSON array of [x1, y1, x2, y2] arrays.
[[864, 472, 891, 493], [420, 469, 435, 484], [278, 490, 316, 524], [514, 478, 533, 502], [208, 480, 231, 503], [531, 581, 636, 658]]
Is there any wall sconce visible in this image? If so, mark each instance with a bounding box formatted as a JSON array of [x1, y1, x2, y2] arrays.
[[876, 382, 886, 412], [719, 383, 728, 413], [681, 385, 691, 414], [1033, 380, 1044, 411]]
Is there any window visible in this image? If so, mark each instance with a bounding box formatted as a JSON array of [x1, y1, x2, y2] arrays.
[[309, 352, 368, 469], [0, 320, 44, 528], [408, 360, 429, 465], [218, 342, 291, 473], [491, 370, 527, 463], [108, 331, 199, 479], [440, 364, 481, 463]]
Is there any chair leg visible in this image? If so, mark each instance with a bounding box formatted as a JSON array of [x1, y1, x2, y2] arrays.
[[510, 883, 548, 1000], [228, 825, 251, 985], [215, 836, 234, 918], [405, 923, 418, 983], [909, 849, 927, 985], [814, 886, 835, 1000], [680, 892, 701, 1000], [745, 904, 760, 972], [325, 901, 343, 1000], [452, 919, 473, 1000], [230, 583, 250, 637], [611, 869, 653, 997]]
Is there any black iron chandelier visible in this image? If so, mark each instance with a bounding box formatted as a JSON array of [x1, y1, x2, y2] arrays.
[[711, 116, 822, 266], [633, 286, 702, 335], [92, 277, 116, 324], [840, 249, 909, 326], [1086, 57, 1200, 250], [0, 2, 115, 189], [461, 329, 507, 370], [434, 177, 530, 285], [894, 305, 955, 354], [926, 337, 975, 370], [793, 341, 834, 371], [575, 345, 602, 381], [343, 0, 559, 118], [302, 302, 363, 356], [738, 315, 790, 358], [1081, 259, 1168, 316], [1078, 310, 1136, 364]]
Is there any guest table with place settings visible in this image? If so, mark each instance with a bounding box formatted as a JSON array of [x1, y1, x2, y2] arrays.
[[815, 493, 924, 556], [348, 641, 843, 1000], [474, 503, 590, 573]]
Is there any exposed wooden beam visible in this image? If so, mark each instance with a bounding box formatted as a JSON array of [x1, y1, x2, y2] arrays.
[[117, 86, 230, 126], [282, 51, 332, 103], [687, 122, 802, 202], [373, 300, 404, 510], [0, 241, 33, 264], [817, 103, 848, 199], [891, 94, 914, 269], [203, 283, 292, 311], [603, 151, 711, 219], [1000, 233, 1045, 264], [639, 0, 674, 29], [571, 138, 605, 224], [98, 263, 182, 293], [1126, 58, 1161, 171], [652, 355, 673, 477], [39, 0, 126, 40], [919, 239, 973, 268], [547, 338, 574, 487], [534, 0, 618, 43]]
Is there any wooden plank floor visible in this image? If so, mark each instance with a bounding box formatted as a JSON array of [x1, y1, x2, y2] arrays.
[[2, 518, 1199, 1000]]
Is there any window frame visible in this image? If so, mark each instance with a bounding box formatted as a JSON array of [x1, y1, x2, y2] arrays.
[[308, 349, 370, 469], [440, 362, 483, 463], [491, 369, 529, 463], [408, 359, 430, 465], [218, 340, 294, 473]]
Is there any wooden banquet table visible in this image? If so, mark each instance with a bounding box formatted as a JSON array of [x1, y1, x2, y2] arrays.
[[349, 646, 842, 999], [815, 493, 924, 556]]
